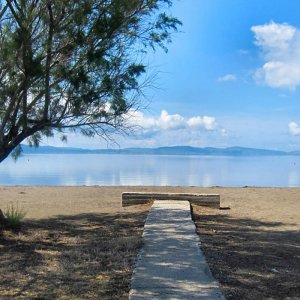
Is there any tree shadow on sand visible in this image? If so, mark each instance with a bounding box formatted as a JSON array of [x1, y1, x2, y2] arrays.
[[0, 209, 149, 300], [192, 206, 300, 300]]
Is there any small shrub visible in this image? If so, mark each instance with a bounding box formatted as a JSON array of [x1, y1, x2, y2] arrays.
[[4, 203, 26, 230]]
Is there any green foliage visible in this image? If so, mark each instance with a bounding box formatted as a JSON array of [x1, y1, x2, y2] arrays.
[[11, 145, 23, 161], [4, 203, 27, 230], [0, 0, 181, 162]]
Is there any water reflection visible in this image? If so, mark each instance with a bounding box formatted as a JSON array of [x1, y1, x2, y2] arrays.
[[0, 154, 300, 187], [288, 171, 300, 187], [202, 174, 213, 187]]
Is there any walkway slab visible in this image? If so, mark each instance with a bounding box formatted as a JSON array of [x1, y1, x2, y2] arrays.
[[130, 201, 225, 300], [122, 192, 220, 208]]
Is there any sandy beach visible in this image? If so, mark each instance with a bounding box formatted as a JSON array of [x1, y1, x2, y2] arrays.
[[0, 186, 299, 299], [0, 186, 299, 226]]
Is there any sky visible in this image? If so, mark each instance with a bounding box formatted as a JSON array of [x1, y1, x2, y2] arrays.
[[42, 0, 300, 151]]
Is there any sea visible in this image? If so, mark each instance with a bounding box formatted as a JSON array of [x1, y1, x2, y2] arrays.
[[0, 154, 300, 187]]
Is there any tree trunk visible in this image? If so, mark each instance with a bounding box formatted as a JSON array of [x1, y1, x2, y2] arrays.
[[0, 209, 5, 230], [0, 146, 14, 163]]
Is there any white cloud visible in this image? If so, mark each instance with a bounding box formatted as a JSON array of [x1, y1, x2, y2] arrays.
[[252, 21, 296, 58], [158, 110, 185, 130], [128, 110, 218, 131], [187, 116, 216, 130], [126, 110, 229, 147], [127, 110, 156, 129], [288, 121, 300, 136], [217, 74, 237, 82], [252, 21, 300, 89]]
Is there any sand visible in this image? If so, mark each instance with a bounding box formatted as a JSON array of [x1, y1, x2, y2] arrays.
[[0, 186, 299, 231]]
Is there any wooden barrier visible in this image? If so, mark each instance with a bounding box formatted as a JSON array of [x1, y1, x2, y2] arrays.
[[122, 192, 220, 208]]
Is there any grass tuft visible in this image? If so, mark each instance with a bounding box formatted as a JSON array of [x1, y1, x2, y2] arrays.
[[4, 203, 26, 230]]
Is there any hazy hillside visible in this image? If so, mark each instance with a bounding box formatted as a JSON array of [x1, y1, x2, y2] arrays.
[[20, 145, 298, 156]]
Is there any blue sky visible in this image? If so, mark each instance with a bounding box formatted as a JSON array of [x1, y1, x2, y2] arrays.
[[44, 0, 300, 150]]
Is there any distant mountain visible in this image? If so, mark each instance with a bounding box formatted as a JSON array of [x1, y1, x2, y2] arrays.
[[21, 144, 121, 154], [114, 146, 289, 156], [20, 144, 299, 156], [289, 150, 300, 155]]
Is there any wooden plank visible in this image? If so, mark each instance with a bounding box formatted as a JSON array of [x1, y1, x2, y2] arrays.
[[122, 192, 220, 208]]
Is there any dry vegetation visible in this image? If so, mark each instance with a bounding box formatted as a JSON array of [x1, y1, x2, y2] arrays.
[[192, 187, 300, 300], [0, 208, 150, 299]]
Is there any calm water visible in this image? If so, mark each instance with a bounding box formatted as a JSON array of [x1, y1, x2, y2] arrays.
[[0, 154, 300, 187]]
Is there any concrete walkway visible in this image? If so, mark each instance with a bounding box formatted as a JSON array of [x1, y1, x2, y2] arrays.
[[129, 201, 225, 300]]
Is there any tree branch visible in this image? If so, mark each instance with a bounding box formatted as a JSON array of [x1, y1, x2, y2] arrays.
[[43, 2, 54, 120]]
